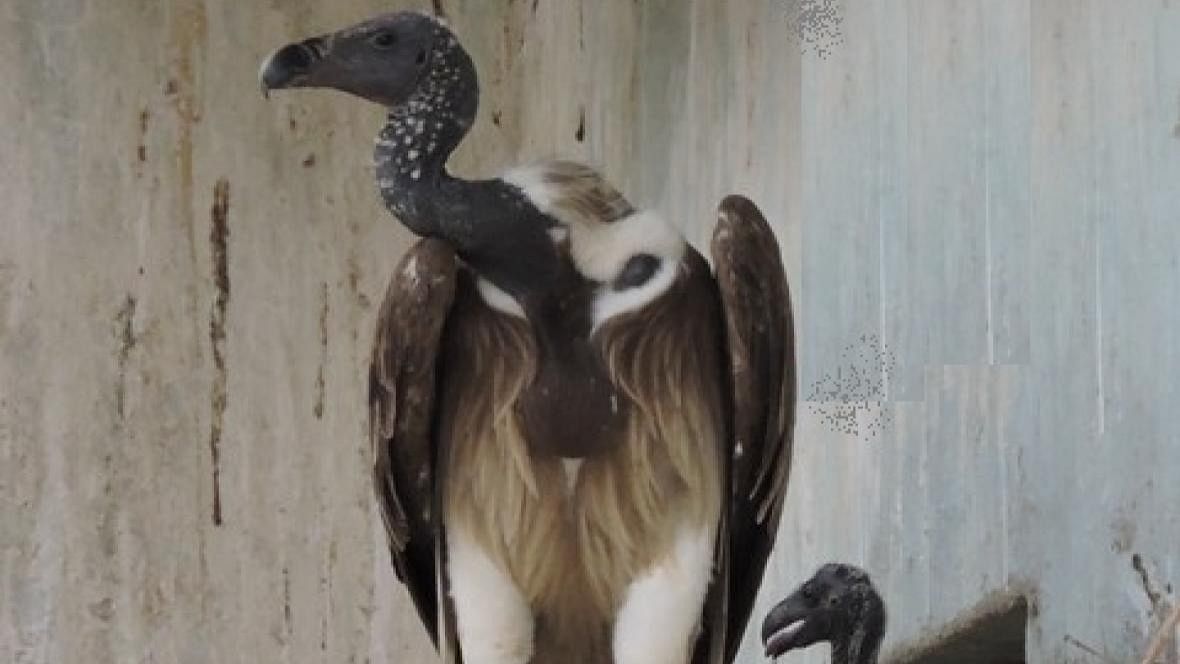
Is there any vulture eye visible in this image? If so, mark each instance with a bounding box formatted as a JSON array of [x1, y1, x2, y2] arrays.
[[371, 31, 397, 49], [415, 49, 428, 65]]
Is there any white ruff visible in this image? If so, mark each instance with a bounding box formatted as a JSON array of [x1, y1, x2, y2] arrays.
[[501, 163, 557, 211], [592, 258, 679, 333], [502, 164, 685, 282], [476, 277, 526, 319], [569, 209, 684, 283], [612, 526, 716, 664], [448, 530, 535, 664]]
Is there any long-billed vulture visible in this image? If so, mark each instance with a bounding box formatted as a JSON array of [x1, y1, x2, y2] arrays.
[[260, 11, 795, 664]]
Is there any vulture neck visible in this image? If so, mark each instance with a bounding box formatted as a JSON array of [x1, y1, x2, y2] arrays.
[[830, 621, 883, 664], [374, 41, 564, 302], [374, 41, 477, 235]]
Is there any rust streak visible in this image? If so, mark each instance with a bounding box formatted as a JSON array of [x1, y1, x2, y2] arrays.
[[136, 108, 150, 168], [169, 1, 208, 274], [314, 282, 328, 420], [209, 178, 231, 526], [114, 295, 137, 420]]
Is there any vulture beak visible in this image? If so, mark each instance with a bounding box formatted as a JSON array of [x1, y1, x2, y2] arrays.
[[761, 592, 815, 657], [259, 37, 327, 98]]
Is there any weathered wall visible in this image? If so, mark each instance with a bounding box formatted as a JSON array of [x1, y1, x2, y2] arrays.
[[2, 1, 1178, 663], [756, 2, 1180, 663], [0, 0, 438, 661]]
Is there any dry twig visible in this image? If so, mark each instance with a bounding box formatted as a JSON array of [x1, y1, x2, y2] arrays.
[[1141, 603, 1180, 664]]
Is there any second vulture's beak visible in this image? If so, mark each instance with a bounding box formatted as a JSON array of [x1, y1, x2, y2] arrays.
[[259, 37, 327, 98]]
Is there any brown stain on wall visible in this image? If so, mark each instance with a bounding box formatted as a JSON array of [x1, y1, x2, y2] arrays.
[[209, 178, 230, 526], [136, 108, 150, 171], [168, 0, 208, 271], [114, 294, 138, 420], [314, 282, 327, 420]]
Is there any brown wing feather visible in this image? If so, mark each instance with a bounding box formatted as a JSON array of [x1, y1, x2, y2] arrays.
[[370, 237, 459, 647], [710, 195, 797, 662]]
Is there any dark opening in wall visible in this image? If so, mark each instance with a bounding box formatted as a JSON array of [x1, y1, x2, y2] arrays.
[[885, 593, 1028, 664]]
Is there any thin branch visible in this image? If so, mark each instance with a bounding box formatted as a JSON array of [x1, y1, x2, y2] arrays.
[[1140, 603, 1180, 664]]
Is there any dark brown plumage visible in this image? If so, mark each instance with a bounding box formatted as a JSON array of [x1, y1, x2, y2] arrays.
[[710, 196, 797, 663], [364, 192, 794, 663], [261, 11, 796, 663]]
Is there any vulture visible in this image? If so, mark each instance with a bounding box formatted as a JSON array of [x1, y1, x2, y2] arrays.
[[260, 11, 795, 664], [761, 564, 887, 664]]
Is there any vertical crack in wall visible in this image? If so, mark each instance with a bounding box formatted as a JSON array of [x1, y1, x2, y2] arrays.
[[114, 295, 138, 420], [209, 178, 231, 526], [314, 282, 328, 420]]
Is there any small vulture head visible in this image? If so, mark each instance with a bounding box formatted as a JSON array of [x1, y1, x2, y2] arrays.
[[761, 563, 886, 660], [259, 11, 457, 109]]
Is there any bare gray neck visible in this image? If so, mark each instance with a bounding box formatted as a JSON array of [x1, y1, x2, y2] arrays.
[[373, 28, 477, 239], [831, 626, 882, 664]]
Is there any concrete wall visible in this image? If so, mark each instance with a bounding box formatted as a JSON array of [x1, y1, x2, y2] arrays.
[[2, 1, 1177, 663], [759, 2, 1180, 663]]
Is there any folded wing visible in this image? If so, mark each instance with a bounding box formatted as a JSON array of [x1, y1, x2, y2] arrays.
[[369, 238, 459, 650], [711, 195, 797, 662]]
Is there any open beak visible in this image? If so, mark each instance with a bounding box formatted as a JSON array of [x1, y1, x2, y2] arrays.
[[259, 37, 327, 98], [761, 594, 811, 658]]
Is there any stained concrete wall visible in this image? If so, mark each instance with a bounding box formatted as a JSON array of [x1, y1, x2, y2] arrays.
[[2, 1, 1178, 663]]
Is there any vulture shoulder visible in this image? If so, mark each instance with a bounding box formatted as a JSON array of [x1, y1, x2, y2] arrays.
[[369, 237, 458, 647], [710, 195, 796, 662]]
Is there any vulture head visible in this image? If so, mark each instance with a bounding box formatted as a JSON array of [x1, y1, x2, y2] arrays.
[[259, 11, 477, 119], [761, 563, 886, 662], [258, 12, 560, 300]]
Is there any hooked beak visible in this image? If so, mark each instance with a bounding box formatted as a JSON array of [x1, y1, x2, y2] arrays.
[[761, 593, 812, 658], [259, 37, 327, 98]]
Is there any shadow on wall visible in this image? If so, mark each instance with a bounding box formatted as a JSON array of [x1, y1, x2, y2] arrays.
[[884, 592, 1028, 664]]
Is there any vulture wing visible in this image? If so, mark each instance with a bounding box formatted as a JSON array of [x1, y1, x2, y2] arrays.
[[369, 238, 459, 653], [710, 195, 797, 662]]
